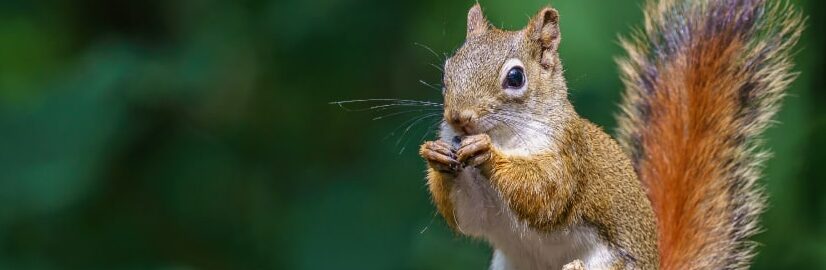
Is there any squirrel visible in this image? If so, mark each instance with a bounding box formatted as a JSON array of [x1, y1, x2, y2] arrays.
[[418, 0, 803, 269]]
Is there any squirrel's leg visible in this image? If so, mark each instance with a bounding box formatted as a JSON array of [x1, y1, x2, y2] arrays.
[[420, 140, 460, 229], [455, 134, 575, 229]]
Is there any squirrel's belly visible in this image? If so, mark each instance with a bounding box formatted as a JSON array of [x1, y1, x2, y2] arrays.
[[451, 168, 615, 269], [450, 167, 504, 237]]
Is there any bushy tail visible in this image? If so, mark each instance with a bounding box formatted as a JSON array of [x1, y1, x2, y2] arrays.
[[615, 0, 804, 269]]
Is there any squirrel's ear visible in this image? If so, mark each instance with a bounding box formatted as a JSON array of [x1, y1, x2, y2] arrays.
[[527, 7, 560, 67], [527, 7, 560, 49], [466, 3, 489, 38]]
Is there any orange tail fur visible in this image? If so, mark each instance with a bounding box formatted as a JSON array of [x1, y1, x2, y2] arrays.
[[616, 0, 804, 269]]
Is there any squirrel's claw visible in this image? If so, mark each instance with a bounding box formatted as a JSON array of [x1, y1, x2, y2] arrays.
[[420, 140, 461, 173], [456, 134, 492, 167]]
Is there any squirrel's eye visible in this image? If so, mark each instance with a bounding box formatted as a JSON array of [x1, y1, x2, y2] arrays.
[[500, 58, 527, 97], [504, 67, 525, 89]]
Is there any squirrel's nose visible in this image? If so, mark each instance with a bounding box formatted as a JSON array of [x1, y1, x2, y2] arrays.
[[448, 110, 476, 132]]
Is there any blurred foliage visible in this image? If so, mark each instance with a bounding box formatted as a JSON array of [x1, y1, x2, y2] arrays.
[[0, 0, 823, 269]]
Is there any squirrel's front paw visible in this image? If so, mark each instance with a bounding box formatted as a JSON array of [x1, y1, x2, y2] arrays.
[[562, 260, 586, 270], [456, 134, 492, 168], [420, 140, 461, 174]]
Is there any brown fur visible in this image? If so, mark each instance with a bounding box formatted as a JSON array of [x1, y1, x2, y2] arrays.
[[420, 4, 659, 269], [424, 167, 458, 229], [483, 118, 659, 269], [616, 0, 804, 269]]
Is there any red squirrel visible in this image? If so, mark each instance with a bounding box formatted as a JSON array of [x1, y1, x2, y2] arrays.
[[419, 0, 803, 269]]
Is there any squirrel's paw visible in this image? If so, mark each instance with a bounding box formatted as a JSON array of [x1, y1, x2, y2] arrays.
[[456, 134, 492, 168], [420, 140, 460, 174], [561, 260, 586, 270]]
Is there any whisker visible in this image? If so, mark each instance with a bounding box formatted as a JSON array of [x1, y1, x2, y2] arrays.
[[396, 113, 443, 153], [331, 96, 447, 155], [417, 119, 445, 146], [330, 99, 443, 112], [490, 115, 530, 146], [400, 118, 444, 155], [493, 110, 547, 126], [330, 99, 443, 106], [345, 104, 443, 112], [419, 80, 443, 92], [490, 115, 542, 145], [495, 107, 554, 119], [384, 112, 442, 142], [490, 113, 549, 135], [419, 211, 440, 234], [369, 104, 441, 112], [414, 42, 444, 62], [494, 113, 543, 127], [372, 108, 443, 120]]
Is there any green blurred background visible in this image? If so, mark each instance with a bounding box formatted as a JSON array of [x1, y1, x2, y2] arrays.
[[0, 0, 823, 269]]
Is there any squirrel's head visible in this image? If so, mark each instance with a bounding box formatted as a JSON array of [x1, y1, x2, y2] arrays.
[[441, 4, 572, 151]]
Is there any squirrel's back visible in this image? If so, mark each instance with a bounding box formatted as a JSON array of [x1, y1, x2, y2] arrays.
[[616, 0, 804, 269]]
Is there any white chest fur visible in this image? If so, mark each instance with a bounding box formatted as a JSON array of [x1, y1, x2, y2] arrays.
[[449, 168, 615, 270]]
